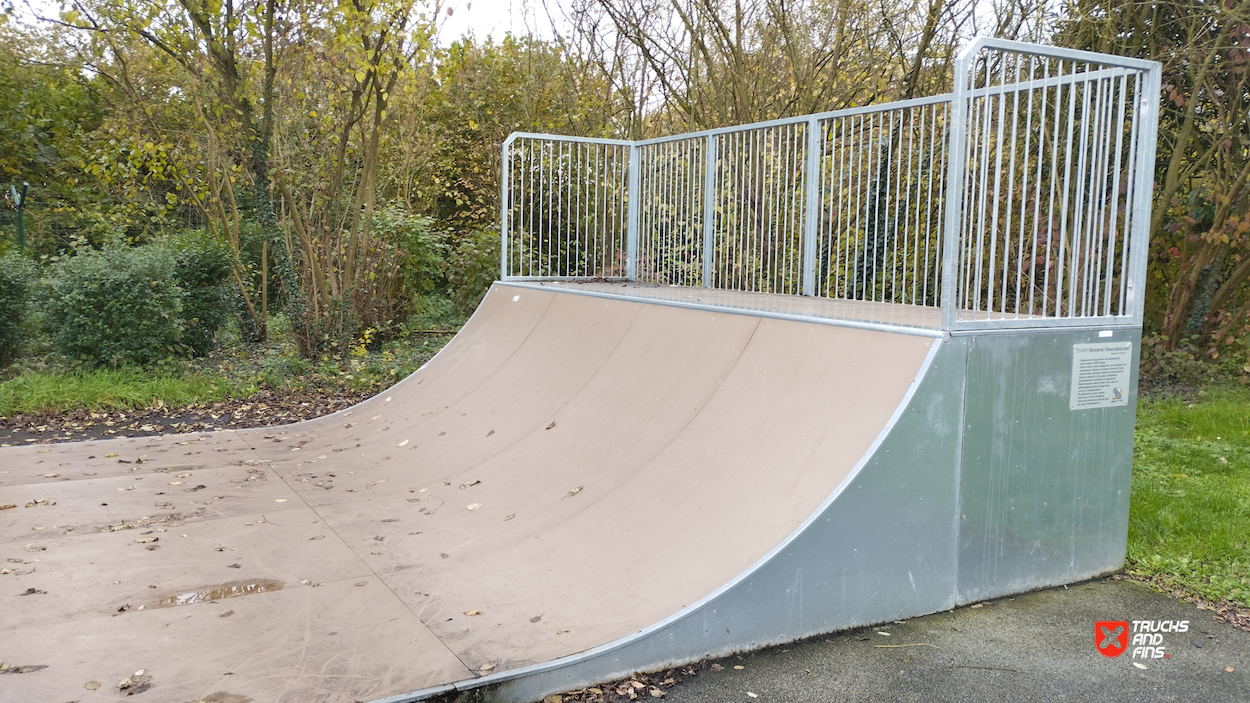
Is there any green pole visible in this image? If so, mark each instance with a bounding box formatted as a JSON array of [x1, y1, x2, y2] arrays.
[[9, 183, 27, 251]]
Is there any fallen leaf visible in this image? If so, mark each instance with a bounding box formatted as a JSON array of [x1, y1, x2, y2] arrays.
[[746, 693, 757, 699], [734, 665, 744, 670], [877, 631, 891, 636], [630, 681, 646, 689], [274, 499, 288, 503], [467, 503, 481, 510], [464, 610, 481, 616], [0, 663, 47, 673], [479, 662, 496, 672], [970, 604, 983, 608], [398, 440, 409, 447], [545, 421, 556, 430], [460, 480, 481, 489], [1228, 667, 1236, 673], [1133, 662, 1148, 670], [504, 513, 515, 521], [565, 486, 583, 498], [711, 663, 724, 671], [0, 505, 15, 510], [106, 453, 118, 458], [176, 473, 191, 478], [650, 688, 666, 698], [168, 481, 183, 486], [85, 681, 101, 690], [135, 536, 158, 544], [486, 429, 495, 436]]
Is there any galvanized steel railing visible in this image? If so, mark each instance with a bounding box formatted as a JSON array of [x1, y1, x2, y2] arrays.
[[499, 38, 1160, 332]]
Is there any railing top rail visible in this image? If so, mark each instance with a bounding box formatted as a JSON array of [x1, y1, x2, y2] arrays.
[[503, 132, 634, 148], [505, 43, 1160, 151], [958, 37, 1160, 72], [634, 93, 954, 147], [505, 94, 956, 150]]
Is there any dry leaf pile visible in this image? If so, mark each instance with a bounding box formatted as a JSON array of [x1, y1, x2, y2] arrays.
[[543, 667, 701, 703], [0, 389, 368, 446]]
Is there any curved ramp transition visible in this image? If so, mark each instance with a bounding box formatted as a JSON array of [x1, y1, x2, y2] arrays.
[[0, 283, 1134, 703]]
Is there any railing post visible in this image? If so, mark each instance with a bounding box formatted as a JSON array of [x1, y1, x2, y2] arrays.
[[500, 137, 512, 280], [801, 117, 821, 296], [941, 51, 971, 331], [1126, 64, 1161, 323], [626, 143, 641, 281], [701, 135, 717, 288]]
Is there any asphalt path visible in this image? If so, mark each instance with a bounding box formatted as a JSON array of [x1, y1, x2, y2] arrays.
[[659, 578, 1247, 703]]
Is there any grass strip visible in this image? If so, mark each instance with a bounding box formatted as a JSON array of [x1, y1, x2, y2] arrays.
[[1129, 387, 1250, 608], [0, 368, 238, 416]]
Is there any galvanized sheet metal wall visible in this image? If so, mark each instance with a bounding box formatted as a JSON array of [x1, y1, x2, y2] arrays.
[[956, 328, 1139, 603]]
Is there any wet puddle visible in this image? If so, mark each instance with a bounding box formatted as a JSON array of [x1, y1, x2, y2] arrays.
[[141, 579, 284, 610]]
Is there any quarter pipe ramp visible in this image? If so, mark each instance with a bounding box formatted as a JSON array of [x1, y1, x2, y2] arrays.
[[0, 282, 1135, 703]]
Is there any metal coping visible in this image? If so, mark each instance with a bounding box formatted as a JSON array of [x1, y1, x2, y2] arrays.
[[497, 281, 946, 339]]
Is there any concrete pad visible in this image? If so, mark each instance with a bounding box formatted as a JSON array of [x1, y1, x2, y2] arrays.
[[658, 579, 1249, 703]]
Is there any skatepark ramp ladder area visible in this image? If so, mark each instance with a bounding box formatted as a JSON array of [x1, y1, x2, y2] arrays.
[[0, 38, 1159, 703]]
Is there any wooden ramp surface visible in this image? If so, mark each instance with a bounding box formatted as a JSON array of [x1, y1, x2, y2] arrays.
[[0, 283, 932, 702]]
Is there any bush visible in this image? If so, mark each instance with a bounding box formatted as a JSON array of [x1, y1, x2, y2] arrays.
[[373, 206, 448, 297], [447, 229, 500, 313], [0, 251, 37, 366], [164, 230, 233, 355], [42, 244, 184, 366]]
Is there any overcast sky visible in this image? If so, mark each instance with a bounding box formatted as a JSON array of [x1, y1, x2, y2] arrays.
[[435, 0, 564, 46], [11, 0, 564, 47]]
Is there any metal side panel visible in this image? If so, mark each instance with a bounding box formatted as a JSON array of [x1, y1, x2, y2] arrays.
[[385, 336, 969, 703], [955, 327, 1140, 604]]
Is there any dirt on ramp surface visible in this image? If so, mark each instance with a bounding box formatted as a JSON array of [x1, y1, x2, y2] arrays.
[[0, 283, 933, 702]]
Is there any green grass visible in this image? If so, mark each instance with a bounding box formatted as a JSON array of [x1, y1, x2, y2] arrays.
[[0, 367, 239, 416], [0, 298, 470, 417], [1129, 386, 1250, 607]]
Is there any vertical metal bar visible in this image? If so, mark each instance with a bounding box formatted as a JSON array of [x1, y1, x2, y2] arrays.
[[626, 143, 640, 281], [802, 117, 820, 296], [1016, 56, 1037, 317], [942, 50, 970, 329], [905, 107, 918, 305], [1127, 65, 1160, 321], [702, 135, 717, 288], [500, 138, 512, 279], [1101, 75, 1125, 315], [1003, 58, 1021, 316]]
